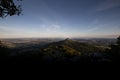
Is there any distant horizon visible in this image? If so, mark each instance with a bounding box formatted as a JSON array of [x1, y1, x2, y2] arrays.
[[0, 35, 118, 39]]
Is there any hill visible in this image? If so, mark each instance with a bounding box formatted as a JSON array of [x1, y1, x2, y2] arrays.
[[36, 38, 109, 63], [44, 38, 106, 54]]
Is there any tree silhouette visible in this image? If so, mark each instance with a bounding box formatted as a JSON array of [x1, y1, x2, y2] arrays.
[[110, 36, 120, 61], [0, 0, 22, 18], [117, 36, 120, 45]]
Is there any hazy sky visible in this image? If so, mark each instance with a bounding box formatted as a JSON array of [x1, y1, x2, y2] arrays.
[[0, 0, 120, 38]]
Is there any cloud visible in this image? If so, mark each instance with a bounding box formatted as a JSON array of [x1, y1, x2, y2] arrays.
[[41, 24, 61, 32], [96, 0, 120, 11], [0, 26, 14, 33], [85, 27, 100, 32], [46, 24, 60, 32], [83, 19, 105, 33], [0, 26, 26, 34], [0, 27, 6, 33]]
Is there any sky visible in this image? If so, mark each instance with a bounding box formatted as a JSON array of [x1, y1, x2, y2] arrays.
[[0, 0, 120, 38]]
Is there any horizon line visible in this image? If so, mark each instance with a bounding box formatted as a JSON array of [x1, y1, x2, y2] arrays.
[[0, 37, 117, 39]]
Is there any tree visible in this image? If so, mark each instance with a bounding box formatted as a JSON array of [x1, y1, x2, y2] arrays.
[[109, 36, 120, 61], [0, 0, 22, 18], [117, 36, 120, 45]]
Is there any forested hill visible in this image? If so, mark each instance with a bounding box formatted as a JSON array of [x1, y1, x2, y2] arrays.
[[43, 38, 106, 54]]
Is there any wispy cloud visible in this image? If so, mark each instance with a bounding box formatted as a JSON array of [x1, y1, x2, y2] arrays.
[[0, 26, 28, 34], [0, 26, 15, 33], [96, 0, 120, 11], [85, 27, 100, 32], [41, 24, 61, 32], [83, 19, 105, 33], [0, 26, 36, 37]]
